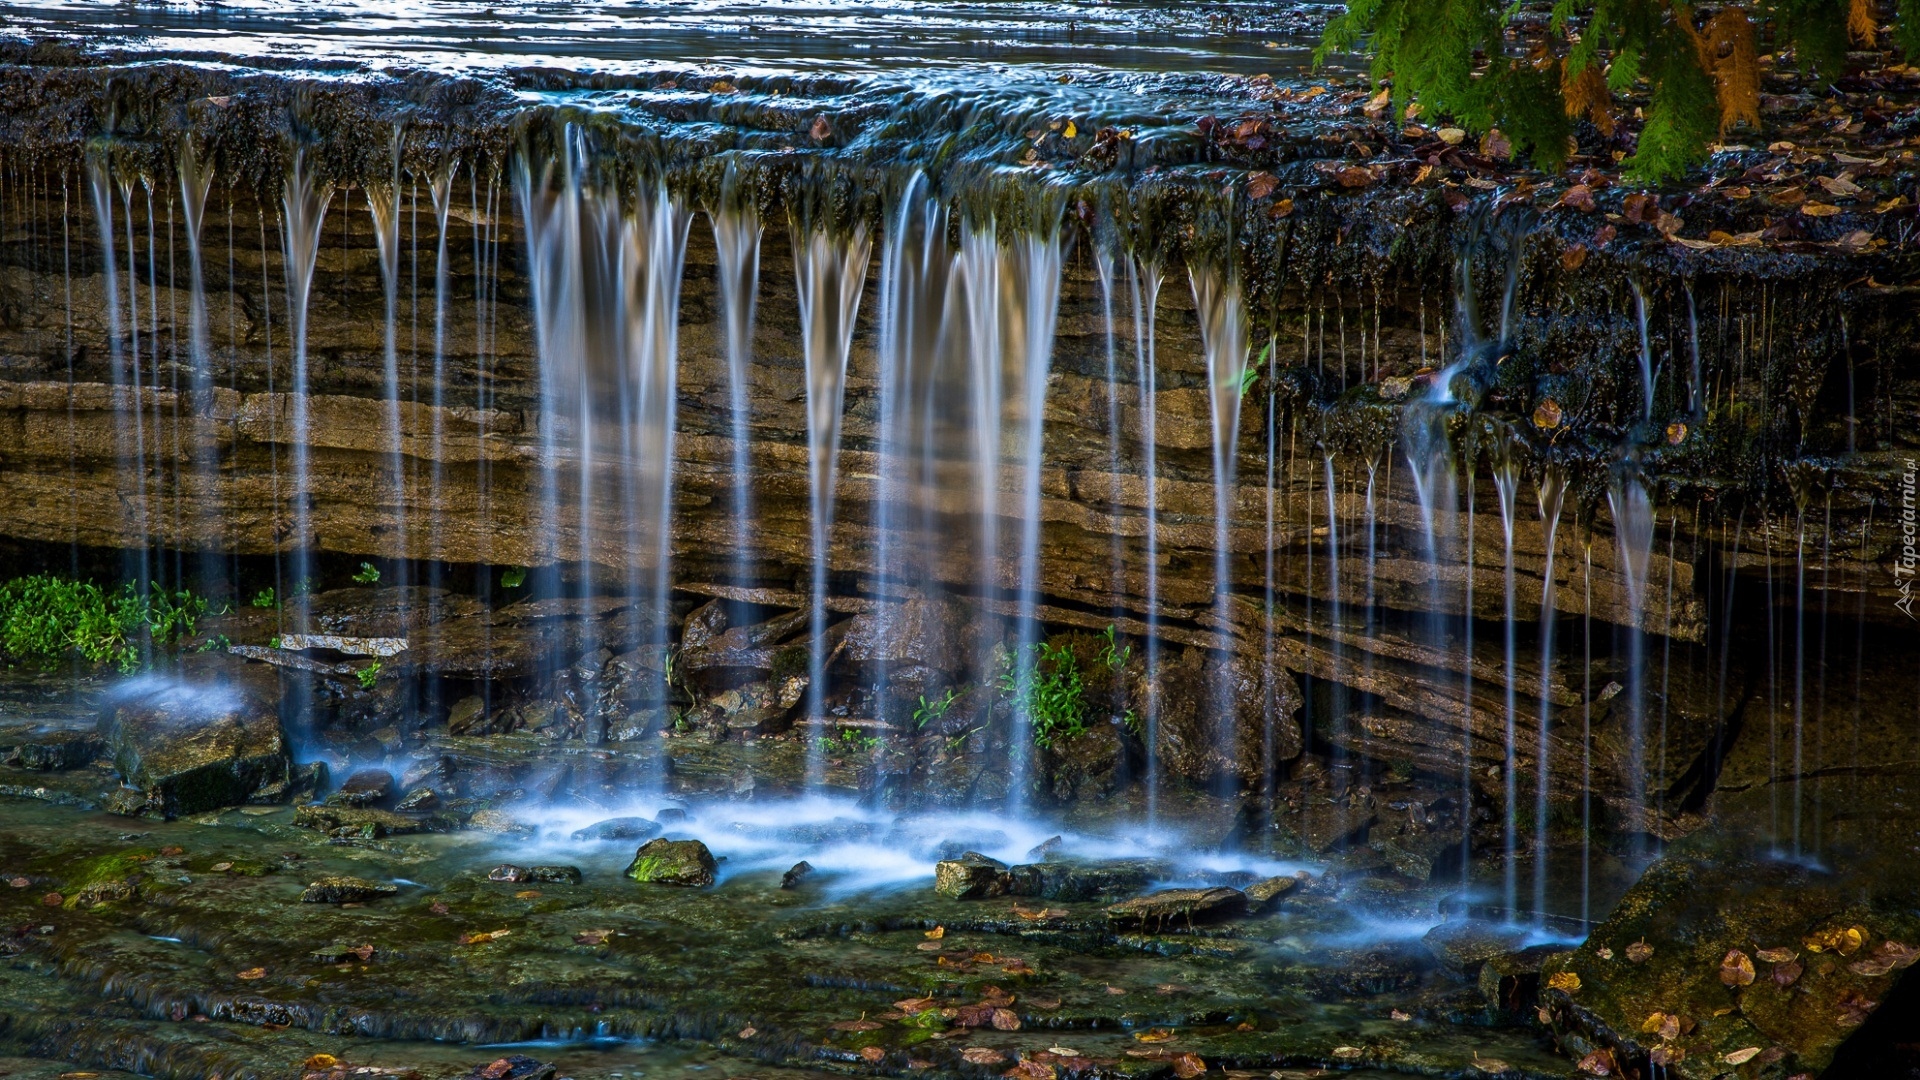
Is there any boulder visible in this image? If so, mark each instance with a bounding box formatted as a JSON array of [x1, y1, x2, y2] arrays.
[[4, 728, 104, 771], [300, 876, 398, 903], [571, 816, 662, 843], [1244, 874, 1302, 912], [781, 860, 815, 889], [467, 808, 535, 834], [528, 864, 582, 884], [934, 852, 1009, 900], [294, 804, 435, 838], [1004, 859, 1168, 902], [1044, 722, 1126, 802], [625, 838, 717, 887], [1105, 886, 1249, 930], [461, 1057, 555, 1080], [96, 658, 292, 818], [1422, 920, 1535, 977], [328, 768, 395, 808]]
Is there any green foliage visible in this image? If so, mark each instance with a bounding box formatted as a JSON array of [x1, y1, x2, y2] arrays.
[[352, 561, 381, 585], [1320, 0, 1912, 182], [0, 575, 207, 674], [913, 687, 960, 729], [998, 641, 1089, 750], [1096, 624, 1132, 669], [500, 567, 527, 588], [816, 726, 881, 753], [356, 661, 383, 690], [251, 587, 277, 609]]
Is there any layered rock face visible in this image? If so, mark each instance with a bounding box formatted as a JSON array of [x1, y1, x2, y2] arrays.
[[0, 62, 1915, 829]]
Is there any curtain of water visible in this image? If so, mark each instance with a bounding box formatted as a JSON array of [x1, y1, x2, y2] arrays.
[[1191, 264, 1249, 792], [516, 128, 691, 750], [793, 219, 873, 785], [1490, 444, 1520, 918], [84, 152, 140, 586], [710, 168, 763, 591], [1128, 257, 1164, 829], [1532, 466, 1567, 923], [177, 137, 220, 589], [280, 145, 335, 610], [367, 127, 408, 603], [427, 159, 458, 599]]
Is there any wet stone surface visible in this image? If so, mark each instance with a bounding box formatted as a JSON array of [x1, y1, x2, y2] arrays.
[[0, 795, 1581, 1080]]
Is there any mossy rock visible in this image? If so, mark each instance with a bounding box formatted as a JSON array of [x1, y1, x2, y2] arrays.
[[300, 875, 399, 903], [624, 838, 715, 887], [96, 659, 290, 818]]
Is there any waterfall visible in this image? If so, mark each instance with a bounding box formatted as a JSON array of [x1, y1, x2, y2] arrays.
[[1491, 443, 1520, 920], [1606, 473, 1654, 845], [280, 144, 335, 606], [1533, 465, 1567, 924], [1129, 256, 1164, 828], [84, 150, 140, 587], [516, 126, 691, 746], [710, 167, 763, 591], [177, 137, 220, 589], [1191, 263, 1249, 792], [793, 218, 873, 785], [368, 127, 408, 603], [427, 158, 458, 599]]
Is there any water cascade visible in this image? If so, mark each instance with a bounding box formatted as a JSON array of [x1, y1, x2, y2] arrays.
[[0, 21, 1916, 1079]]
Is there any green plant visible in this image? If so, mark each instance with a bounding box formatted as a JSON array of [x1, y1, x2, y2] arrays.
[[1096, 624, 1131, 669], [356, 661, 383, 690], [500, 567, 527, 588], [352, 562, 381, 585], [197, 634, 232, 653], [0, 575, 207, 674], [1122, 708, 1142, 737], [913, 687, 960, 729], [816, 726, 881, 754], [998, 641, 1088, 750], [251, 587, 277, 609], [1317, 0, 1917, 181], [1238, 342, 1269, 400]]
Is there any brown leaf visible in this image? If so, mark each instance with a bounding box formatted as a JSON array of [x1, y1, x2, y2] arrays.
[[1533, 398, 1564, 430], [211, 862, 234, 873], [1622, 192, 1660, 224], [1170, 1053, 1207, 1079], [1547, 971, 1582, 993], [1721, 949, 1757, 987], [41, 892, 62, 907], [990, 1008, 1021, 1031], [1819, 174, 1864, 198], [236, 967, 267, 980], [1594, 224, 1617, 248], [1246, 172, 1279, 201], [458, 929, 511, 945], [1699, 11, 1761, 134], [1558, 184, 1598, 212], [1666, 421, 1688, 445], [160, 846, 185, 857], [1133, 1028, 1177, 1043], [861, 1047, 887, 1063], [1801, 202, 1842, 217], [1774, 958, 1804, 986], [7, 876, 28, 889], [1649, 1046, 1685, 1066], [480, 1060, 516, 1080], [574, 929, 613, 945], [1003, 1061, 1055, 1080], [896, 996, 938, 1013], [302, 1055, 339, 1070], [1480, 129, 1512, 160], [961, 1048, 1007, 1066], [832, 1018, 885, 1032], [1837, 990, 1878, 1027], [1576, 1048, 1616, 1075], [1362, 88, 1392, 119], [1756, 946, 1797, 963], [1626, 941, 1654, 963], [1104, 985, 1126, 995], [1560, 244, 1589, 271], [1268, 197, 1295, 219], [1029, 996, 1061, 1010], [1334, 166, 1374, 189]]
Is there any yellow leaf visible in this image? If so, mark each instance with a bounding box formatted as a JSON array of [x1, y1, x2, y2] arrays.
[[1697, 11, 1761, 135], [1801, 202, 1842, 217], [1720, 949, 1756, 987], [1533, 399, 1564, 430], [303, 1056, 339, 1070], [925, 925, 945, 939], [1547, 971, 1582, 993], [1063, 120, 1078, 139], [237, 966, 267, 980], [1723, 1047, 1762, 1065], [1133, 1028, 1177, 1043]]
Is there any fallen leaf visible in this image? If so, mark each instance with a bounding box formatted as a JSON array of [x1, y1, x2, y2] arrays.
[[1622, 192, 1660, 224], [236, 967, 267, 980], [1481, 129, 1512, 159], [739, 1026, 757, 1038], [1170, 1053, 1206, 1079], [833, 1018, 885, 1032], [1332, 1047, 1363, 1060], [991, 1008, 1021, 1031], [480, 1061, 516, 1080], [917, 941, 944, 951], [1105, 985, 1126, 995], [1800, 202, 1842, 217], [211, 862, 233, 873], [1626, 941, 1654, 963], [1437, 127, 1466, 145], [1723, 1047, 1762, 1065], [861, 1047, 887, 1063], [1246, 172, 1279, 200], [1755, 946, 1797, 964], [1063, 120, 1078, 139], [458, 929, 511, 945], [1005, 1061, 1056, 1080], [514, 889, 541, 900], [1047, 1046, 1081, 1057], [1576, 1048, 1615, 1075], [7, 876, 27, 888], [574, 929, 613, 945], [1471, 1056, 1511, 1074], [1363, 88, 1392, 118], [1837, 990, 1878, 1027], [1390, 1009, 1412, 1021], [429, 901, 449, 915], [1133, 1028, 1177, 1043], [1648, 1045, 1685, 1066], [1269, 197, 1295, 219], [1720, 949, 1757, 987], [303, 1055, 339, 1070], [711, 80, 738, 93], [160, 846, 184, 856], [1774, 959, 1805, 985], [1334, 166, 1374, 189], [896, 996, 938, 1013], [961, 1048, 1007, 1066], [1533, 398, 1564, 430], [41, 892, 62, 907], [1666, 421, 1688, 445], [1817, 174, 1863, 197], [1560, 244, 1589, 271], [1558, 184, 1597, 212], [1547, 971, 1582, 993]]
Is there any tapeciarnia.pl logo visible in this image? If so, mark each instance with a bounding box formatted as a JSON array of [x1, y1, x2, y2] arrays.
[[1898, 458, 1918, 619]]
